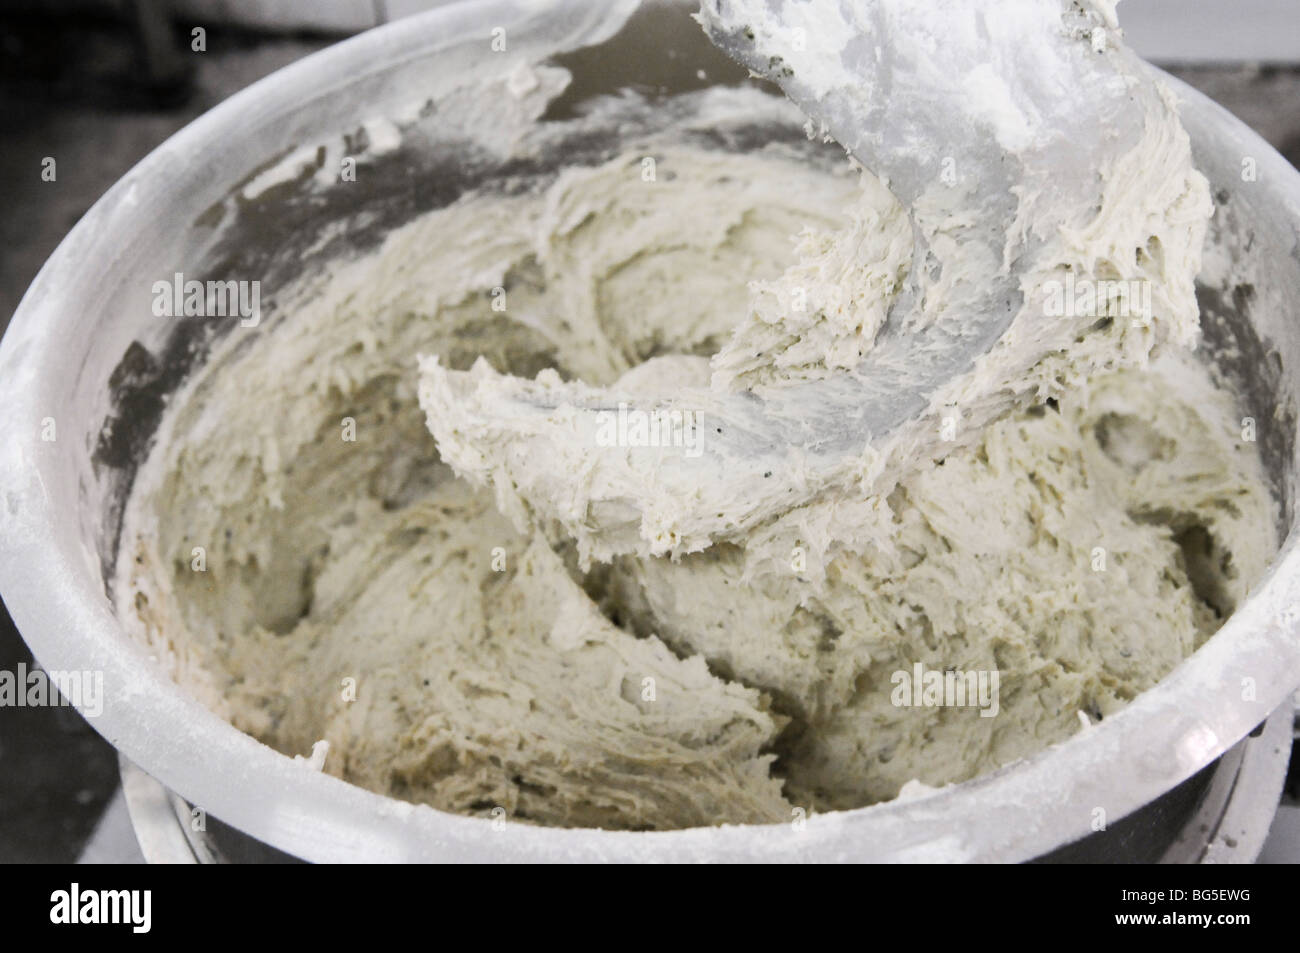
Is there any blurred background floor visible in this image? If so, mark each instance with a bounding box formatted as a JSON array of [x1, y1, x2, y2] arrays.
[[0, 6, 1297, 863]]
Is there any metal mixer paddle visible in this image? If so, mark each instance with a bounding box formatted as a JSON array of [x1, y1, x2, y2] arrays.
[[420, 0, 1195, 560]]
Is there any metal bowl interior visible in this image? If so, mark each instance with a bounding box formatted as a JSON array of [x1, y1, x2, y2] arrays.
[[1, 0, 1299, 861]]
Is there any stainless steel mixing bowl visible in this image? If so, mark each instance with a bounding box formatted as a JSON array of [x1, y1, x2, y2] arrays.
[[1, 0, 1298, 862]]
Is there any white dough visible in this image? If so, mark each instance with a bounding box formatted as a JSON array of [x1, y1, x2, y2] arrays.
[[116, 74, 1277, 829]]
